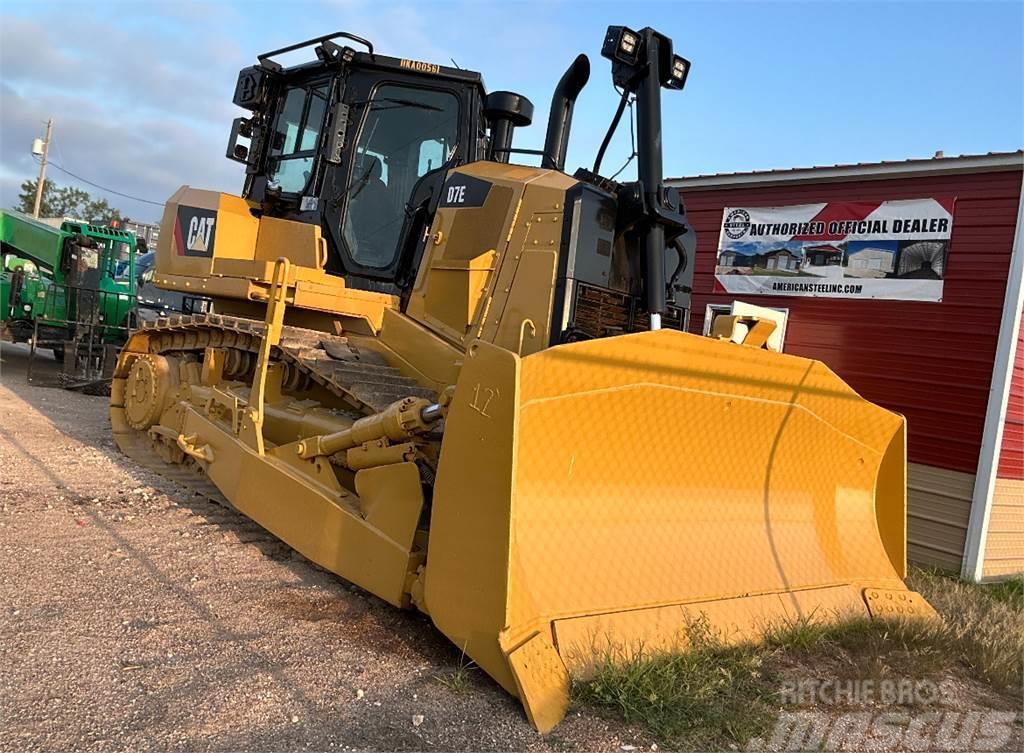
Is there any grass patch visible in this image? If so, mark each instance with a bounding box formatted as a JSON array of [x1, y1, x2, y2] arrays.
[[909, 568, 1024, 691], [572, 568, 1024, 749], [573, 620, 778, 750], [764, 612, 950, 688], [747, 266, 808, 277], [434, 649, 478, 693], [980, 576, 1023, 607]]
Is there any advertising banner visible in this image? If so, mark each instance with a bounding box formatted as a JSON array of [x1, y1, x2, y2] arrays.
[[714, 198, 955, 301]]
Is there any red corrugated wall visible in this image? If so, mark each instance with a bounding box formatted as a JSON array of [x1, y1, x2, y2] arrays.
[[997, 310, 1023, 479], [682, 168, 1022, 474]]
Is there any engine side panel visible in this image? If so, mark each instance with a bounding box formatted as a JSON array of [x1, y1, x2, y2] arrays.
[[406, 162, 576, 356]]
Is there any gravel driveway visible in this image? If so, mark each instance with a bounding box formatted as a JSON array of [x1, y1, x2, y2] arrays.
[[0, 342, 639, 752]]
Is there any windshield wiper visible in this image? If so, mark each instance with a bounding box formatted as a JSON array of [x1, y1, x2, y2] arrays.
[[354, 97, 444, 112]]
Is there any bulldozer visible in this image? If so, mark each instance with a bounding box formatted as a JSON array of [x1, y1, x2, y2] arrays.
[[111, 26, 935, 732]]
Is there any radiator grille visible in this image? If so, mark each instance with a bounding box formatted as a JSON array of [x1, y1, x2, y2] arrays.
[[573, 284, 632, 337], [630, 302, 686, 333], [568, 282, 685, 339]]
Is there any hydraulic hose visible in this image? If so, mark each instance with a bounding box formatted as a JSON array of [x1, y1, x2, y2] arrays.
[[592, 86, 631, 176]]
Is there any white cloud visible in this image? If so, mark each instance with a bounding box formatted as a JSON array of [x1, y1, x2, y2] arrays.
[[0, 8, 248, 221], [0, 0, 582, 221]]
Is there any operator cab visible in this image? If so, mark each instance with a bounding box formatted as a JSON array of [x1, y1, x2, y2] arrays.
[[227, 33, 487, 291], [226, 28, 695, 332], [58, 222, 137, 292]]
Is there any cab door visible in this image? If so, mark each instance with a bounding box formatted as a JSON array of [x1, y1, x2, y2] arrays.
[[320, 72, 475, 289]]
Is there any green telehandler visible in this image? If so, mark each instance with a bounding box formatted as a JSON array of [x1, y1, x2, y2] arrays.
[[1, 209, 138, 387]]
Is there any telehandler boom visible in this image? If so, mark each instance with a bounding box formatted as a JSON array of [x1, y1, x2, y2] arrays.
[[111, 26, 934, 731]]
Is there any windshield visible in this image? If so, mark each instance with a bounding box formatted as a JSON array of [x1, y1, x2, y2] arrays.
[[77, 243, 101, 272], [342, 84, 460, 269], [267, 82, 329, 194]]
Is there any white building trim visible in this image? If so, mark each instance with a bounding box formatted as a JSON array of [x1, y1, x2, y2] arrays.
[[961, 171, 1024, 582], [668, 152, 1023, 191]]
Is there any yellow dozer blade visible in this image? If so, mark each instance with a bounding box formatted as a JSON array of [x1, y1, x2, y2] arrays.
[[422, 329, 934, 731]]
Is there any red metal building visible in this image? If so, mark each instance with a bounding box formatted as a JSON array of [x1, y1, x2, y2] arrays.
[[669, 152, 1024, 580]]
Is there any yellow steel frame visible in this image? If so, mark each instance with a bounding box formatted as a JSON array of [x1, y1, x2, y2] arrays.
[[113, 167, 939, 735]]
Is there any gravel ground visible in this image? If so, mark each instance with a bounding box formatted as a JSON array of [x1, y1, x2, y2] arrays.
[[0, 342, 640, 752], [2, 341, 1019, 753]]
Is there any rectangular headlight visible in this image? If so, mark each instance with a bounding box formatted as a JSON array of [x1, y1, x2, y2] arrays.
[[601, 25, 641, 66], [664, 54, 690, 90]]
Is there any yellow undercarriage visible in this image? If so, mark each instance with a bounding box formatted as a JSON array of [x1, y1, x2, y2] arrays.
[[112, 255, 936, 732]]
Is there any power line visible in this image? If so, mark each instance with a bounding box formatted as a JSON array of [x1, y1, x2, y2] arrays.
[[33, 155, 164, 207], [50, 132, 67, 169]]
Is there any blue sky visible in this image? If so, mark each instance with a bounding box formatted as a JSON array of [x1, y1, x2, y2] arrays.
[[724, 240, 807, 255], [1, 0, 1021, 223]]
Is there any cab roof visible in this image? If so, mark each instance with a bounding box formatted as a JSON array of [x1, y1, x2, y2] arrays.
[[256, 31, 485, 92]]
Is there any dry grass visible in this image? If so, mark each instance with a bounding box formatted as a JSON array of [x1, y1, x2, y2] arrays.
[[909, 568, 1023, 691], [573, 619, 779, 750], [572, 568, 1023, 749], [434, 648, 479, 693]]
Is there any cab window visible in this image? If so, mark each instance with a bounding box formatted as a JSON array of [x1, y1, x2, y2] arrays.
[[111, 241, 133, 279], [268, 83, 329, 194], [79, 242, 101, 271], [342, 84, 459, 269]]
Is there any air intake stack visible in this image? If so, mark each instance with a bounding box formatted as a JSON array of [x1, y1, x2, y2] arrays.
[[484, 91, 534, 163]]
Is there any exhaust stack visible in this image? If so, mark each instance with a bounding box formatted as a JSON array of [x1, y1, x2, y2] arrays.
[[541, 54, 590, 171]]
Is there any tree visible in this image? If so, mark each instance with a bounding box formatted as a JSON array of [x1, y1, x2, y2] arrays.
[[16, 178, 59, 217], [14, 178, 124, 225], [82, 197, 123, 225]]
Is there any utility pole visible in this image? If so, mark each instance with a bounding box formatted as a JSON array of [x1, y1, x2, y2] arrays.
[[31, 118, 53, 219]]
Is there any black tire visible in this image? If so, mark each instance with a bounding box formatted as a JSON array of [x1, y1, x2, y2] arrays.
[[52, 346, 64, 362]]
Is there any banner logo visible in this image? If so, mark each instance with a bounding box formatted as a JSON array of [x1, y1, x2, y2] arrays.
[[714, 198, 955, 302], [724, 208, 751, 239]]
